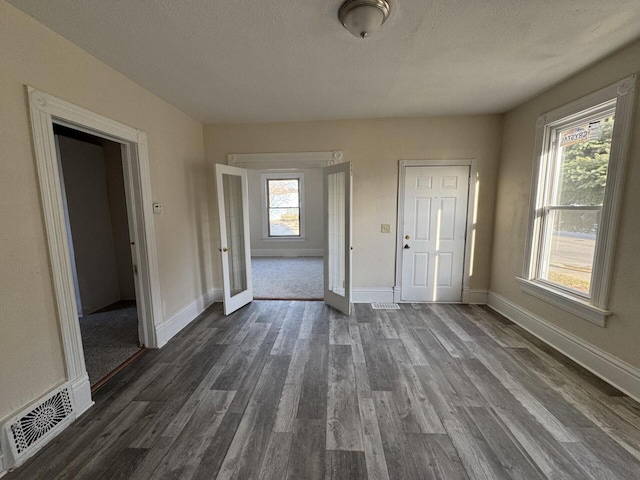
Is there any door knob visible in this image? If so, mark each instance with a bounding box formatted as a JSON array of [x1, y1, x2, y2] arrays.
[[404, 244, 410, 249], [218, 247, 229, 252]]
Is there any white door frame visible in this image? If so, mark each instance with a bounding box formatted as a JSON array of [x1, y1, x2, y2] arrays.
[[27, 87, 163, 416], [394, 159, 478, 304]]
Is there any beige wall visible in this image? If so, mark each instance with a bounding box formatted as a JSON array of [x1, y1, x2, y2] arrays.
[[0, 1, 211, 421], [204, 116, 503, 290], [247, 168, 324, 255], [58, 135, 121, 315], [491, 39, 640, 368]]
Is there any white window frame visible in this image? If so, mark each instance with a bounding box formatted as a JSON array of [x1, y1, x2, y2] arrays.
[[261, 172, 306, 241], [519, 75, 636, 327]]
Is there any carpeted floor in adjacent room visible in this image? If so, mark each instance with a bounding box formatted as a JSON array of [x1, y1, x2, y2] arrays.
[[251, 256, 323, 299], [79, 300, 141, 386]]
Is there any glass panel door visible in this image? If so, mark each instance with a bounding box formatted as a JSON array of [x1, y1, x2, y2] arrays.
[[323, 162, 352, 315], [215, 164, 253, 315]]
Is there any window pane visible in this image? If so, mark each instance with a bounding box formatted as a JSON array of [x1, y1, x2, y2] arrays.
[[268, 179, 299, 208], [555, 115, 614, 206], [327, 171, 346, 296], [269, 207, 300, 236], [222, 174, 248, 297], [541, 209, 599, 295]]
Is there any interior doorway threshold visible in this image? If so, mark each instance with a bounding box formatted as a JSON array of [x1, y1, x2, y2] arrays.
[[254, 297, 323, 301], [91, 347, 146, 393]]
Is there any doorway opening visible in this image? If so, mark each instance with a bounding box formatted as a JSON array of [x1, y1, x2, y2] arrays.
[[28, 87, 163, 415], [217, 152, 352, 315], [249, 169, 324, 300], [54, 125, 143, 390], [252, 257, 323, 300]]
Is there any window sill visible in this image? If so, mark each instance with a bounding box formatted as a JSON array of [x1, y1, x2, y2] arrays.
[[262, 236, 308, 242], [516, 277, 611, 327]]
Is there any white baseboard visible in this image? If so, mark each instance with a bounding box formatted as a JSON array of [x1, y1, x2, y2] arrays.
[[352, 288, 395, 303], [392, 286, 487, 304], [70, 373, 93, 418], [487, 291, 640, 403], [462, 289, 488, 304], [251, 249, 323, 257], [156, 289, 221, 347]]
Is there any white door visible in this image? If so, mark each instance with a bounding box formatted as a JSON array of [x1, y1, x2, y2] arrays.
[[323, 162, 352, 315], [401, 166, 469, 302], [215, 164, 253, 315]]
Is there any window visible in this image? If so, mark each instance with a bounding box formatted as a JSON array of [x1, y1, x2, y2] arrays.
[[261, 173, 305, 239], [520, 76, 636, 326], [538, 109, 614, 296]]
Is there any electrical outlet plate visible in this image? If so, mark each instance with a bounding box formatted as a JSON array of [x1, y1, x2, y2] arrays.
[[381, 224, 391, 233]]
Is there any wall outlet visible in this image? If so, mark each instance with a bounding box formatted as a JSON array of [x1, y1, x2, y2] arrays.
[[381, 224, 391, 233], [153, 203, 163, 214]]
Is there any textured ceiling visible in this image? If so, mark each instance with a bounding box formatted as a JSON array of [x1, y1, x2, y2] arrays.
[[9, 0, 640, 123]]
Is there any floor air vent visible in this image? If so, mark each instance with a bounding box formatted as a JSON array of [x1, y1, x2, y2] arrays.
[[4, 385, 74, 464], [371, 303, 401, 310]]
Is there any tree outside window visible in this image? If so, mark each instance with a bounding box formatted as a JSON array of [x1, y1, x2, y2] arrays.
[[540, 114, 614, 295]]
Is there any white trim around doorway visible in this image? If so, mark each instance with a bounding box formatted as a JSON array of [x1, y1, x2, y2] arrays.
[[394, 159, 478, 304], [27, 87, 163, 417], [228, 151, 341, 169]]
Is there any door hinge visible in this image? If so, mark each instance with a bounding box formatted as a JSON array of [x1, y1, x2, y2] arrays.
[[133, 264, 138, 275]]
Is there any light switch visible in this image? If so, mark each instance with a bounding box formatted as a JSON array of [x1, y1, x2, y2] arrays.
[[381, 224, 391, 233], [153, 203, 163, 214]]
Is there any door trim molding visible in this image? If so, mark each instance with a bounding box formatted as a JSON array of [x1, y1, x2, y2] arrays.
[[27, 87, 163, 416], [228, 151, 341, 169], [394, 159, 478, 303]]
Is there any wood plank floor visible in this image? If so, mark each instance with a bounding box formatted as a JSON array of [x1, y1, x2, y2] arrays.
[[7, 301, 640, 480]]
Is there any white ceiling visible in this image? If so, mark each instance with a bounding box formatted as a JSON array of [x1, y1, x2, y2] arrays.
[[9, 0, 640, 123]]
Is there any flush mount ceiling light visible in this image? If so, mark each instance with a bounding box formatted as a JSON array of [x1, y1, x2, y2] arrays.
[[338, 0, 391, 39]]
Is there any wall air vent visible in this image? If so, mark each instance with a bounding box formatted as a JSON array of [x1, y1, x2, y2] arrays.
[[371, 303, 401, 310], [3, 385, 74, 468]]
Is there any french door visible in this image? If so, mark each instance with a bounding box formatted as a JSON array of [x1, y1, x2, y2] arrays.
[[215, 164, 253, 314], [216, 161, 352, 315], [323, 162, 352, 315]]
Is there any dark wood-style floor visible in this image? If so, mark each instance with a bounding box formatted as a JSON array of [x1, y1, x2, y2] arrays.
[[7, 301, 640, 479]]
